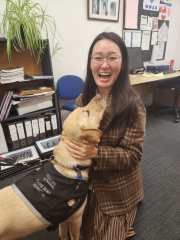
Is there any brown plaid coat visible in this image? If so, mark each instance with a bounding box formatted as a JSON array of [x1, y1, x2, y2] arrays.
[[76, 94, 146, 216]]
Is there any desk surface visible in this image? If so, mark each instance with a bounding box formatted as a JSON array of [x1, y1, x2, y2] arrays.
[[130, 71, 180, 86]]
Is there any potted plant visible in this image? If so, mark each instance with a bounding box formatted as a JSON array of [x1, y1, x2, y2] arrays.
[[1, 0, 59, 64]]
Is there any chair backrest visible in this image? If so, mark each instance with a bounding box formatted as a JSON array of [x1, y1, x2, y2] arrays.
[[57, 75, 85, 99]]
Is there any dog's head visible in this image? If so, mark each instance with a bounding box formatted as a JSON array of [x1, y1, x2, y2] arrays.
[[62, 94, 106, 144]]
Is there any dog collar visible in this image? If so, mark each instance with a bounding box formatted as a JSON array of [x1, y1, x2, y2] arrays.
[[73, 165, 90, 181], [73, 165, 89, 171]]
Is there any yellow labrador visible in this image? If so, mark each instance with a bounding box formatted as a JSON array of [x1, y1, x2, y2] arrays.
[[0, 94, 106, 240]]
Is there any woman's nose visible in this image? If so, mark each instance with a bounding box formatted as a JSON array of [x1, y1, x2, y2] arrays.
[[101, 58, 109, 67]]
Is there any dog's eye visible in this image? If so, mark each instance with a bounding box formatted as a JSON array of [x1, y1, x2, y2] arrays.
[[86, 110, 90, 117]]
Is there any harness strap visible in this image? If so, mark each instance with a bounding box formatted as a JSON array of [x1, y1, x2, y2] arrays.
[[0, 157, 50, 167], [0, 157, 16, 166]]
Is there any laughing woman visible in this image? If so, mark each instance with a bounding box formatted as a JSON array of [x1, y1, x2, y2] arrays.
[[64, 32, 146, 240]]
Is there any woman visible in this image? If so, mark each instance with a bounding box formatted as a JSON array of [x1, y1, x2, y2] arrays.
[[64, 32, 146, 240]]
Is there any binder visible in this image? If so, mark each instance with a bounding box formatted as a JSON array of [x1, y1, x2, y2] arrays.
[[50, 114, 58, 136], [15, 121, 27, 148], [44, 115, 52, 138], [24, 120, 33, 146], [0, 123, 8, 154], [38, 117, 46, 140], [31, 118, 40, 142], [8, 123, 20, 150]]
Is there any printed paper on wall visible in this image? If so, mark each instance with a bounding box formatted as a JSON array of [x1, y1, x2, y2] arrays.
[[143, 0, 161, 11]]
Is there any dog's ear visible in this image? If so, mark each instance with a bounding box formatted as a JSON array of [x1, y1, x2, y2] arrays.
[[80, 125, 103, 144]]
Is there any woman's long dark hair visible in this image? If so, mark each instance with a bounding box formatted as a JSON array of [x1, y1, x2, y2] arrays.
[[82, 32, 141, 128]]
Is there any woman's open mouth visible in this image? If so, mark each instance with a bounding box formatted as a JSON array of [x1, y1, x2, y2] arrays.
[[99, 73, 111, 80]]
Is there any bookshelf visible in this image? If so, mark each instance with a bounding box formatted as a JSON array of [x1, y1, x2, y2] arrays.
[[0, 39, 60, 152]]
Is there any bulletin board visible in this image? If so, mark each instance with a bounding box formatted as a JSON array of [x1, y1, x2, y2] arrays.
[[123, 0, 170, 62]]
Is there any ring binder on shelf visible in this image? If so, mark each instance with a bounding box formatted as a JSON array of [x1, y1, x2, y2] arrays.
[[24, 120, 34, 146], [38, 117, 46, 140], [44, 115, 52, 138], [15, 121, 27, 148], [0, 123, 8, 154], [31, 118, 40, 142], [7, 123, 20, 150], [50, 114, 58, 136]]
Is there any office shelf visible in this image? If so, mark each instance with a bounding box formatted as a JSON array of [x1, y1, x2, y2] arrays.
[[0, 107, 57, 123], [0, 39, 60, 153]]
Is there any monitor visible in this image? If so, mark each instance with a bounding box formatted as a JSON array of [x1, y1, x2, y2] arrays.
[[127, 47, 144, 74]]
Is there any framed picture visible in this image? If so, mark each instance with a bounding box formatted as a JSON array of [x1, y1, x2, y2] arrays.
[[35, 135, 61, 155], [0, 146, 39, 170], [87, 0, 120, 22]]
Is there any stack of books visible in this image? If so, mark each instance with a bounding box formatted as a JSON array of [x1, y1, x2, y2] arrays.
[[0, 67, 24, 84], [0, 86, 55, 119], [13, 86, 54, 116]]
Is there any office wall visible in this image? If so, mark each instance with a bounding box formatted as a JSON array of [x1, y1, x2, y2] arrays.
[[174, 19, 180, 70], [0, 0, 180, 82]]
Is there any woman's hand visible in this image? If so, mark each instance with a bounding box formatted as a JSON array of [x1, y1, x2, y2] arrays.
[[61, 132, 97, 160]]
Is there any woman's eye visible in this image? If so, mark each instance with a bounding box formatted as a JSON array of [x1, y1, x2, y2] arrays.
[[109, 57, 117, 61], [95, 57, 101, 61]]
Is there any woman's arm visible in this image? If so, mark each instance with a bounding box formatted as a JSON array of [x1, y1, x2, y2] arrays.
[[96, 103, 146, 170]]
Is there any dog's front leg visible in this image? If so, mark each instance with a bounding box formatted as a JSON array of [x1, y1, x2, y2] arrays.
[[68, 215, 82, 240], [67, 197, 87, 240], [59, 220, 69, 240]]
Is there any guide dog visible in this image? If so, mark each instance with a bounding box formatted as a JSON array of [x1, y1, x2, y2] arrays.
[[0, 94, 106, 240]]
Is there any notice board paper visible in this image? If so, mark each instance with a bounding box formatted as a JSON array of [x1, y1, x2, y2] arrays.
[[124, 0, 139, 29], [141, 31, 151, 50]]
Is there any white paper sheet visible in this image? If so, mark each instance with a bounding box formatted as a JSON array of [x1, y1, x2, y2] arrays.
[[143, 0, 161, 11], [141, 31, 151, 50], [151, 31, 158, 45], [123, 31, 132, 47], [157, 42, 165, 59], [147, 16, 153, 30], [150, 45, 159, 63], [132, 31, 142, 47], [140, 15, 148, 30], [158, 21, 168, 42]]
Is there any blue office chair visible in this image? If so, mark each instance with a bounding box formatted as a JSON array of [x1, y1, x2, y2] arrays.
[[57, 75, 85, 130]]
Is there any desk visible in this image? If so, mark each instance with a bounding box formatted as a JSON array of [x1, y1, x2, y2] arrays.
[[130, 71, 180, 86], [130, 71, 180, 107]]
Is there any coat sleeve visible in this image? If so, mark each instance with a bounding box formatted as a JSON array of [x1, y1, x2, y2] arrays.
[[95, 103, 146, 171]]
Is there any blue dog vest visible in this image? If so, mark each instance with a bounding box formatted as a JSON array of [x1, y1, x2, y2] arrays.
[[11, 162, 89, 230]]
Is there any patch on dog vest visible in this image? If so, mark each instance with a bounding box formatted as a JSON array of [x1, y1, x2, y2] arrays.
[[11, 162, 89, 229]]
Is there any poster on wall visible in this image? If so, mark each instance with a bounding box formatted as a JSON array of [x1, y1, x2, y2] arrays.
[[160, 0, 173, 4], [143, 0, 161, 11], [87, 0, 120, 22], [158, 2, 172, 21]]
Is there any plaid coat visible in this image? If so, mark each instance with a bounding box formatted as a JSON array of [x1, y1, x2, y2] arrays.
[[76, 94, 146, 216]]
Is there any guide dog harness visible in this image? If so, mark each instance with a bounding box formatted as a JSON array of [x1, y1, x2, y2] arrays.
[[11, 161, 89, 230]]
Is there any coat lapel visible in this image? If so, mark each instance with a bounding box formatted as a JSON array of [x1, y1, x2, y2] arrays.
[[99, 94, 115, 133]]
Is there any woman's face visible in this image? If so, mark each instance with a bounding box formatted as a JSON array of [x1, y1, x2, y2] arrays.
[[90, 39, 122, 95]]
